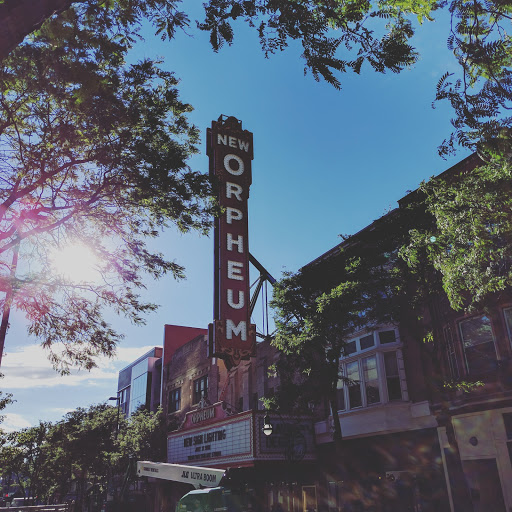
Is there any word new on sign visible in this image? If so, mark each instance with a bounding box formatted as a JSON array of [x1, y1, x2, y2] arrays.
[[207, 116, 256, 369]]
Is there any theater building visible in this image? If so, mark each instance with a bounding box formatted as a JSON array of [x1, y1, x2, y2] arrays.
[[159, 325, 317, 512]]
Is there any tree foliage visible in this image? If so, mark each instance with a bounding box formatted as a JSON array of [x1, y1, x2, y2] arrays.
[[0, 1, 214, 371], [0, 403, 166, 505], [271, 211, 414, 438], [1, 0, 511, 373], [199, 0, 512, 156], [0, 373, 14, 428], [271, 153, 512, 417], [0, 421, 52, 501], [3, 0, 512, 157], [401, 157, 512, 312]]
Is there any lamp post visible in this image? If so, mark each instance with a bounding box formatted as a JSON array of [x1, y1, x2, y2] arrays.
[[108, 395, 120, 438], [107, 395, 120, 512]]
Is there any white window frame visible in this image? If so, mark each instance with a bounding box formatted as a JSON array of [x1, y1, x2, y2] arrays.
[[336, 327, 408, 413]]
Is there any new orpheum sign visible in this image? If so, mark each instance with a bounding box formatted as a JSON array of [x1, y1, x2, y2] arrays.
[[207, 116, 256, 369]]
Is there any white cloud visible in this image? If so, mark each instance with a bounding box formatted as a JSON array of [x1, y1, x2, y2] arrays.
[[1, 343, 157, 390], [1, 413, 32, 432]]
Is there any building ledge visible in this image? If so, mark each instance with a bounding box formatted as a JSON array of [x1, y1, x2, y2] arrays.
[[314, 400, 437, 444]]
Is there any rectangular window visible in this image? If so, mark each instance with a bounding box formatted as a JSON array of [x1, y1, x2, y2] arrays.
[[379, 330, 396, 344], [344, 340, 357, 355], [251, 392, 259, 410], [360, 334, 375, 350], [384, 351, 402, 400], [193, 376, 208, 404], [459, 315, 497, 374], [347, 361, 362, 409], [168, 388, 181, 412], [362, 355, 380, 404]]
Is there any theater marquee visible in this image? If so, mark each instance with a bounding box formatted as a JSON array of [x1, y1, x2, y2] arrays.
[[207, 116, 256, 368], [167, 404, 316, 467]]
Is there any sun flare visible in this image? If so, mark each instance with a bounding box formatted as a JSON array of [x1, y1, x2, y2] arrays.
[[50, 243, 102, 284]]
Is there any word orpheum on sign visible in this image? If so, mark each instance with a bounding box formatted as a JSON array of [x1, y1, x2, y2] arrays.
[[207, 116, 256, 369]]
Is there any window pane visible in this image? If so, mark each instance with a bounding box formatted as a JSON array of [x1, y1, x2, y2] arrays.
[[168, 388, 181, 412], [344, 340, 357, 355], [336, 375, 345, 411], [347, 361, 362, 408], [362, 355, 380, 404], [459, 316, 497, 374], [384, 352, 402, 401], [360, 334, 374, 350], [460, 316, 494, 347], [379, 330, 396, 344], [193, 376, 208, 403], [384, 351, 398, 375], [387, 377, 402, 401], [465, 345, 498, 373]]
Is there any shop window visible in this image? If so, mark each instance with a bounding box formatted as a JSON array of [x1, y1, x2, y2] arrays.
[[168, 388, 181, 412], [459, 315, 498, 374], [193, 375, 208, 404]]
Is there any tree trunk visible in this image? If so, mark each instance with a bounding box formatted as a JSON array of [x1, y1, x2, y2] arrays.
[[329, 396, 343, 443], [0, 0, 78, 60], [0, 243, 19, 367]]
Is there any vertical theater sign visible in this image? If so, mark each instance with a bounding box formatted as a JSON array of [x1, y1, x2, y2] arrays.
[[207, 116, 256, 369]]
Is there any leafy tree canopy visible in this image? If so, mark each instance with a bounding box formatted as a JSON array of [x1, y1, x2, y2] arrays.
[[2, 0, 512, 157], [0, 403, 166, 505], [0, 1, 214, 371], [401, 157, 512, 312], [199, 0, 512, 157], [1, 0, 511, 373], [270, 211, 414, 438]]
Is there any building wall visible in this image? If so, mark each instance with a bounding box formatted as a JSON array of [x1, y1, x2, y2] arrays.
[[117, 346, 163, 417]]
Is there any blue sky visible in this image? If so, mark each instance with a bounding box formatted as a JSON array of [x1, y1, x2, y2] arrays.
[[1, 7, 469, 430]]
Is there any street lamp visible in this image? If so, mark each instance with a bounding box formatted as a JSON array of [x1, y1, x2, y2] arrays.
[[108, 395, 120, 437], [262, 413, 273, 436]]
